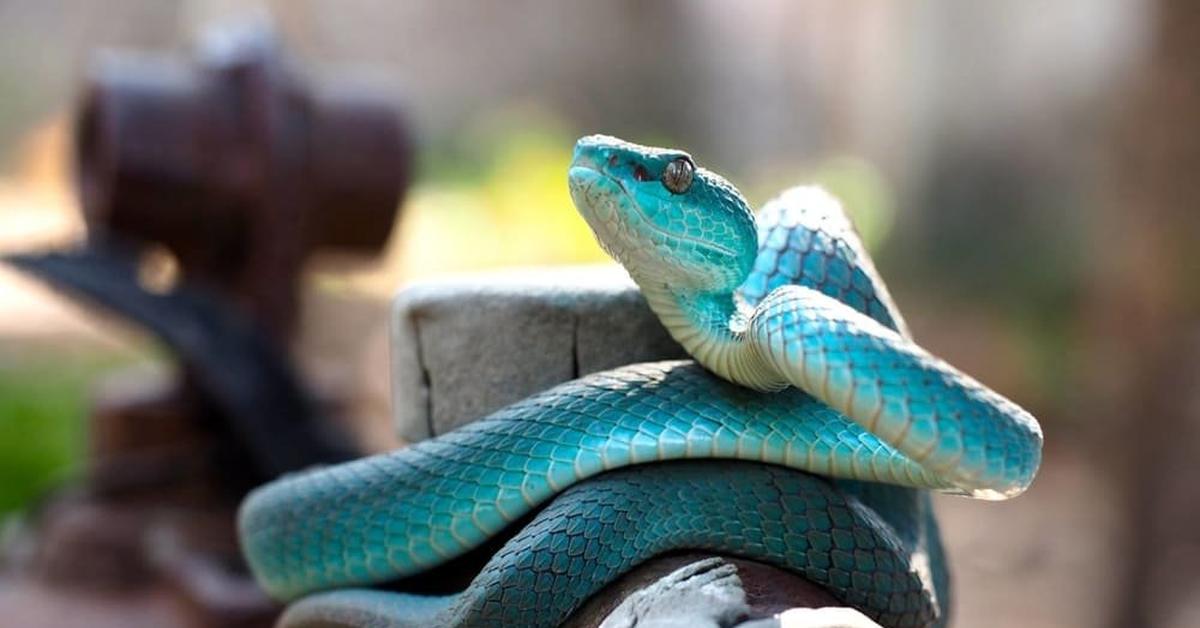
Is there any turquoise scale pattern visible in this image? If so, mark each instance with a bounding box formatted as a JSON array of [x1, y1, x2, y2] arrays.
[[276, 462, 937, 628], [748, 286, 1041, 498], [738, 187, 904, 334], [240, 362, 952, 601]]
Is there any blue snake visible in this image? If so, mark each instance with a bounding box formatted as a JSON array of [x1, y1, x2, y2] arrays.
[[238, 135, 1043, 627]]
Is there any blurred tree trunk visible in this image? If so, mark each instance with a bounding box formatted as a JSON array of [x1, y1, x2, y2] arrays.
[[1101, 0, 1200, 625]]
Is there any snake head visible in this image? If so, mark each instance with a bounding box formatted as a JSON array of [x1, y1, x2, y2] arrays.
[[568, 135, 757, 293]]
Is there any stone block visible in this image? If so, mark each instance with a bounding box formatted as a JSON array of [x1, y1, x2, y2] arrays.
[[390, 266, 686, 442], [599, 557, 748, 628]]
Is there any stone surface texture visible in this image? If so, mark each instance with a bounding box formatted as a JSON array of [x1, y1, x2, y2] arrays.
[[390, 266, 685, 442], [598, 557, 748, 628], [594, 557, 882, 628]]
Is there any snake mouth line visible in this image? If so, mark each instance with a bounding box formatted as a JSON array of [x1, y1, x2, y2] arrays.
[[569, 164, 737, 259]]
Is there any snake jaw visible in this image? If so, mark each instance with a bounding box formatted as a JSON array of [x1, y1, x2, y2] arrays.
[[568, 136, 757, 295], [568, 164, 634, 266]]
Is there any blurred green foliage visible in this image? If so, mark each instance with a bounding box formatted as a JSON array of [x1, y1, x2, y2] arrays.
[[395, 112, 611, 277], [745, 156, 896, 252], [0, 345, 152, 519], [400, 110, 897, 280]]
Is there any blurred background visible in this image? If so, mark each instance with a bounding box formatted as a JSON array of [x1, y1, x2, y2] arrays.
[[1, 1, 1197, 627]]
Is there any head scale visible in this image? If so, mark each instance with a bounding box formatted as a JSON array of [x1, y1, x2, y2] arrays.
[[567, 135, 757, 294]]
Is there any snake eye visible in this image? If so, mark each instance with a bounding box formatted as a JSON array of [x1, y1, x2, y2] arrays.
[[661, 157, 694, 194]]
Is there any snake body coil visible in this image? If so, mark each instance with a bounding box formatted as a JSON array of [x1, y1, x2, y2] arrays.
[[239, 136, 1042, 627]]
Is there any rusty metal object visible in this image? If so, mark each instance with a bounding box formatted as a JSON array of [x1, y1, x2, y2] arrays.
[[44, 20, 415, 483], [1, 20, 413, 628], [7, 242, 356, 484], [75, 24, 413, 338]]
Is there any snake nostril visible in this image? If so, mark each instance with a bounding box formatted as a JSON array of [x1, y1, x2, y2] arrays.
[[607, 154, 619, 168]]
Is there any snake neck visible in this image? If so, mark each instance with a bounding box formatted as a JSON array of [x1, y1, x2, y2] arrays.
[[637, 279, 787, 392]]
